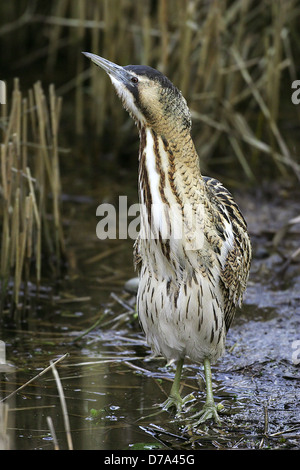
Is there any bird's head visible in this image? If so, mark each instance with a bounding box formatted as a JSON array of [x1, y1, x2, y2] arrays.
[[83, 52, 191, 135]]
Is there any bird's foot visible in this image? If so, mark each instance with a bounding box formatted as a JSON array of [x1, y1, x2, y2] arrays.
[[162, 392, 195, 416], [187, 401, 223, 427]]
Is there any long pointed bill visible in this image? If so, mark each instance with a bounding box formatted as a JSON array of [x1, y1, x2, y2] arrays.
[[82, 52, 131, 85], [82, 52, 145, 124]]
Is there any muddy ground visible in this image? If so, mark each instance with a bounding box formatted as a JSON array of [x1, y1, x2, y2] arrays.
[[0, 182, 299, 450]]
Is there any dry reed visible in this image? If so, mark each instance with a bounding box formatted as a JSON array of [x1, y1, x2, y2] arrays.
[[0, 79, 65, 321], [0, 403, 9, 449], [0, 2, 299, 323], [44, 0, 300, 180], [1, 1, 299, 180]]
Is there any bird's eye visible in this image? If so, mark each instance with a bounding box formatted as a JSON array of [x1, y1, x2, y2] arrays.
[[131, 76, 138, 84]]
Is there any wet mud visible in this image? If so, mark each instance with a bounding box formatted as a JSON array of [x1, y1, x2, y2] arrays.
[[0, 183, 299, 450]]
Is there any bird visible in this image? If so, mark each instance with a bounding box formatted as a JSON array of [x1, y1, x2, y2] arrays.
[[83, 52, 252, 426]]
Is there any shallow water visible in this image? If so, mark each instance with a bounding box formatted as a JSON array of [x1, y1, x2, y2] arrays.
[[0, 181, 300, 450]]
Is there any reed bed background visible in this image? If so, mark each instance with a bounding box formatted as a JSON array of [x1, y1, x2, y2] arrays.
[[1, 0, 300, 181], [0, 2, 300, 450], [0, 79, 65, 321], [1, 0, 300, 322]]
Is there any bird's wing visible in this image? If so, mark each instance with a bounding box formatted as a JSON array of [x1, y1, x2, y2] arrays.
[[203, 176, 252, 331]]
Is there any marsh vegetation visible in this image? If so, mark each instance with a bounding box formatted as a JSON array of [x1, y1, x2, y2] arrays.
[[0, 0, 299, 450]]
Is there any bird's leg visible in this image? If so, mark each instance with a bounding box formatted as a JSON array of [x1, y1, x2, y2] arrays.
[[162, 358, 184, 413], [162, 359, 194, 414], [189, 358, 221, 426]]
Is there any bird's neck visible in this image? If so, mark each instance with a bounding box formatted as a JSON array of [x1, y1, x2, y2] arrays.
[[138, 125, 204, 211]]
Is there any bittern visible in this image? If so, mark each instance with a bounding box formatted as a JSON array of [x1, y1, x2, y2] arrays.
[[83, 52, 252, 425]]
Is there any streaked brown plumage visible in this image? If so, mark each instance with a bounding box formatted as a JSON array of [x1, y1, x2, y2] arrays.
[[83, 52, 252, 425]]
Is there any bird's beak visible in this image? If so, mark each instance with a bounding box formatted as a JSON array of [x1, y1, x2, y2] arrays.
[[82, 52, 131, 85]]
